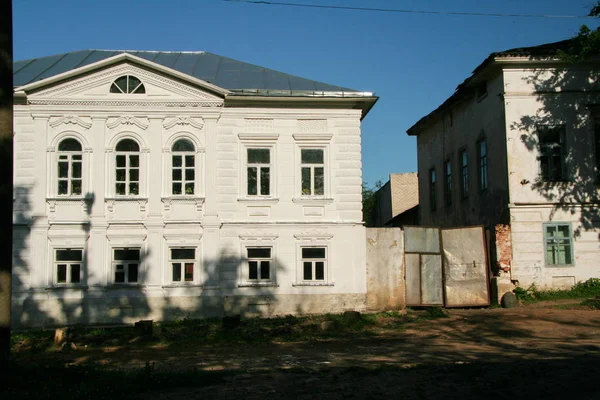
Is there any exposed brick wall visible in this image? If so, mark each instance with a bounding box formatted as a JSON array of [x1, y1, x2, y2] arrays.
[[495, 224, 512, 276]]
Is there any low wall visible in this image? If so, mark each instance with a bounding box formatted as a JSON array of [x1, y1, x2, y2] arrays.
[[366, 228, 405, 310]]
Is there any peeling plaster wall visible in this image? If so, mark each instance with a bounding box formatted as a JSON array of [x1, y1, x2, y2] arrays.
[[365, 228, 405, 310]]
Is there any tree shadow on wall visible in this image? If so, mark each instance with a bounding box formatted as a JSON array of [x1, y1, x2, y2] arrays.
[[12, 188, 286, 330], [509, 59, 600, 239]]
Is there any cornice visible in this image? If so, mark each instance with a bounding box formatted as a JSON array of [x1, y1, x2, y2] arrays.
[[28, 99, 223, 108]]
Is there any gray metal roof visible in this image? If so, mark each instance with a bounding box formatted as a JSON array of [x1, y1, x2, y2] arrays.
[[13, 50, 362, 95]]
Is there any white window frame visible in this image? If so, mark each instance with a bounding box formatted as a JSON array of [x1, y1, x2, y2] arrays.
[[238, 133, 279, 201], [293, 233, 334, 286], [114, 139, 141, 197], [245, 147, 273, 197], [169, 247, 198, 284], [47, 133, 91, 199], [112, 247, 142, 285], [54, 248, 84, 286], [170, 138, 198, 196], [543, 222, 575, 267], [238, 234, 278, 287], [244, 246, 274, 283], [300, 246, 327, 282], [294, 142, 331, 201]]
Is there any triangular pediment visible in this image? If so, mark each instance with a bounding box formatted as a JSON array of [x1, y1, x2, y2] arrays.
[[18, 53, 226, 107]]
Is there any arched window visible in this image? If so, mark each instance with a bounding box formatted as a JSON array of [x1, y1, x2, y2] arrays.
[[115, 138, 140, 196], [110, 75, 146, 94], [57, 138, 83, 195], [171, 138, 195, 195]]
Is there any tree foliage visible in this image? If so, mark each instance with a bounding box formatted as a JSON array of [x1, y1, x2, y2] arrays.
[[558, 2, 600, 61], [362, 180, 383, 227]]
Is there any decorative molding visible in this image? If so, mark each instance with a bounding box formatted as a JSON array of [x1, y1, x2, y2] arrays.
[[49, 115, 92, 130], [46, 197, 93, 214], [292, 282, 335, 287], [237, 132, 280, 141], [239, 230, 279, 241], [34, 63, 223, 101], [105, 198, 149, 213], [298, 119, 327, 133], [292, 133, 333, 141], [244, 118, 273, 133], [106, 115, 149, 130], [163, 232, 203, 242], [29, 100, 222, 107], [294, 230, 333, 242], [163, 116, 205, 130], [292, 197, 334, 206], [161, 196, 205, 212]]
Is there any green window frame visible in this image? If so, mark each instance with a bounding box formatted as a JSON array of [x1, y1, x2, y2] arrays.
[[543, 223, 574, 266]]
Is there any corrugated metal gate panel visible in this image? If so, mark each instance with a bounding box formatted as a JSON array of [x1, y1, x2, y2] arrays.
[[404, 225, 490, 307], [442, 227, 490, 307], [421, 254, 443, 305], [404, 227, 443, 306]]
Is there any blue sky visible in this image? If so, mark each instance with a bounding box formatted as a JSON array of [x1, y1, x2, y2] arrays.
[[13, 0, 599, 186]]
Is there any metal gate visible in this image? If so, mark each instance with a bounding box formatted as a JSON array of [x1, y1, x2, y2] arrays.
[[404, 225, 490, 307]]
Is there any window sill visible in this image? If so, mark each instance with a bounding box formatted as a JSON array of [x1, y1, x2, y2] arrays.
[[162, 196, 205, 202], [292, 197, 334, 205], [45, 285, 89, 291], [545, 264, 575, 268], [238, 282, 279, 288], [105, 197, 148, 202], [47, 196, 93, 202], [292, 282, 334, 287], [238, 197, 279, 204], [106, 284, 146, 289], [162, 284, 204, 288]]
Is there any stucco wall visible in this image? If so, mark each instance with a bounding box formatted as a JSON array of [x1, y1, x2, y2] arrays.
[[416, 72, 510, 230], [365, 228, 405, 310], [503, 65, 600, 288], [12, 61, 369, 328]]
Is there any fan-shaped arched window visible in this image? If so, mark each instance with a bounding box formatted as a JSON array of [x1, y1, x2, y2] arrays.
[[171, 138, 196, 195], [57, 138, 83, 195], [110, 75, 146, 94], [115, 138, 140, 195]]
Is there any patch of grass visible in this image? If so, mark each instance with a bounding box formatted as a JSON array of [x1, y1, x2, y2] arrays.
[[12, 310, 417, 352], [422, 307, 449, 319], [2, 362, 231, 400], [515, 278, 600, 303], [581, 298, 600, 310]]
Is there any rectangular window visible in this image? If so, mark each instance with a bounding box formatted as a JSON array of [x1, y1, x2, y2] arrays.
[[477, 139, 488, 191], [246, 247, 272, 281], [301, 247, 326, 281], [55, 248, 83, 285], [58, 154, 82, 196], [460, 149, 468, 199], [544, 223, 574, 266], [301, 149, 325, 196], [429, 168, 437, 211], [444, 160, 452, 206], [113, 248, 140, 284], [116, 154, 139, 195], [170, 248, 195, 283], [172, 154, 195, 195], [538, 126, 566, 182], [247, 148, 271, 196]]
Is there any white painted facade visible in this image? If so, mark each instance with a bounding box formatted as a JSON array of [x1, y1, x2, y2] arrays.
[[12, 54, 375, 328], [409, 49, 600, 290]]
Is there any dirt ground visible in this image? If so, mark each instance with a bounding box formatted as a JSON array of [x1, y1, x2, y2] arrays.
[[14, 300, 600, 399]]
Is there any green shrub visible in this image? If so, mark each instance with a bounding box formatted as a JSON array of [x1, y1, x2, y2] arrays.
[[514, 278, 600, 303]]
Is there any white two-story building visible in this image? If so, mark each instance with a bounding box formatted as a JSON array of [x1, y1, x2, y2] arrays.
[[12, 50, 377, 328]]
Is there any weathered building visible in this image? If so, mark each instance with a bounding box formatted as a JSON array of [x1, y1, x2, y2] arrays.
[[407, 39, 600, 289], [12, 50, 377, 328], [372, 173, 419, 227]]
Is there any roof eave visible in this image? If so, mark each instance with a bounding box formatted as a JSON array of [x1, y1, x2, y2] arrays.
[[225, 93, 378, 120]]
